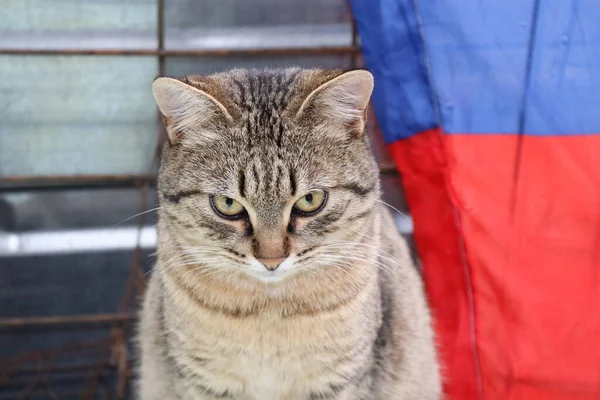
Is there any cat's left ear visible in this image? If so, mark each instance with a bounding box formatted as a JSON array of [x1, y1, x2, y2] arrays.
[[295, 70, 374, 136]]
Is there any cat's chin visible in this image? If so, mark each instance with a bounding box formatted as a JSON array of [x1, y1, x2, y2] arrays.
[[242, 257, 297, 283], [249, 272, 289, 283]]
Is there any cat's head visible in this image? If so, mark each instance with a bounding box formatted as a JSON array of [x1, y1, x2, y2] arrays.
[[153, 68, 379, 283]]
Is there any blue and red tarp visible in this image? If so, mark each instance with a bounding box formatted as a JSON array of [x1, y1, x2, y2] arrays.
[[350, 0, 600, 399]]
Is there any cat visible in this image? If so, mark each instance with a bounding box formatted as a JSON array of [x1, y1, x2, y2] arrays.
[[137, 68, 441, 399]]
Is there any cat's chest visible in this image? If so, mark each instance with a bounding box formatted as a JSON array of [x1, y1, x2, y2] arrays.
[[174, 307, 374, 399], [224, 346, 313, 399]]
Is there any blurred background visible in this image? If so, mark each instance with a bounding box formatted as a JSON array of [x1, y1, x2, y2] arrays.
[[0, 1, 413, 398]]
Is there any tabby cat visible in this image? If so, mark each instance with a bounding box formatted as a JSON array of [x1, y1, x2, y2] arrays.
[[137, 68, 441, 399]]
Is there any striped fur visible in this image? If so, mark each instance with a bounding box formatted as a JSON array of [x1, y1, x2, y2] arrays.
[[137, 68, 441, 399]]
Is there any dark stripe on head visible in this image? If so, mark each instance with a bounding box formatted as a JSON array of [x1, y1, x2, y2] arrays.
[[278, 70, 301, 109], [277, 122, 284, 147], [248, 73, 257, 104], [346, 208, 373, 223], [252, 164, 260, 193], [161, 189, 202, 204], [195, 218, 238, 241], [232, 78, 249, 111], [165, 212, 195, 229], [289, 169, 297, 196], [276, 164, 284, 193], [338, 183, 375, 197], [238, 169, 246, 197]]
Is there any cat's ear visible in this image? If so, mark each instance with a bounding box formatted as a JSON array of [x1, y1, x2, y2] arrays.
[[296, 70, 374, 136], [152, 77, 233, 144]]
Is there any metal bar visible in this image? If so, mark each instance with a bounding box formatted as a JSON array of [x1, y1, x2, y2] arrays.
[[9, 361, 135, 377], [4, 370, 92, 390], [1, 339, 113, 379], [0, 46, 360, 57], [0, 174, 156, 192], [379, 162, 399, 175], [0, 313, 133, 330], [348, 0, 359, 69], [0, 390, 98, 400], [0, 164, 397, 191], [157, 0, 165, 76]]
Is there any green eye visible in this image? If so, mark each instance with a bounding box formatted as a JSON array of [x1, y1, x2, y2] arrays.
[[211, 195, 245, 218], [293, 190, 327, 215]]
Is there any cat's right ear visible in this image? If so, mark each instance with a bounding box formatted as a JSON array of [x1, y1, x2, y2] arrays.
[[152, 77, 233, 144]]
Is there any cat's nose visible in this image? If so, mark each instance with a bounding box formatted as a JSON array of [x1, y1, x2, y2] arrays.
[[257, 257, 286, 271]]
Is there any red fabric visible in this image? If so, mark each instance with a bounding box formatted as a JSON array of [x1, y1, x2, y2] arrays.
[[390, 130, 600, 400], [389, 128, 480, 400]]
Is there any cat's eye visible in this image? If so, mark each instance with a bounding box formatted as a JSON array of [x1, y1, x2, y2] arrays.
[[293, 189, 327, 215], [211, 195, 246, 219]]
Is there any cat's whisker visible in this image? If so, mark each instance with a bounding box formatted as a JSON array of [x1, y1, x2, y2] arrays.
[[313, 254, 371, 276], [318, 253, 396, 276], [329, 241, 399, 262], [192, 266, 240, 280], [346, 228, 386, 248], [313, 258, 357, 281], [374, 199, 409, 217], [174, 246, 247, 263], [162, 256, 230, 272], [144, 264, 161, 277], [113, 206, 163, 227], [165, 249, 241, 263], [319, 242, 400, 266]]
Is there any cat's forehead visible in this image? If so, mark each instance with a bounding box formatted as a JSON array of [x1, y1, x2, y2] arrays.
[[226, 68, 302, 105], [224, 68, 304, 129], [203, 69, 310, 151]]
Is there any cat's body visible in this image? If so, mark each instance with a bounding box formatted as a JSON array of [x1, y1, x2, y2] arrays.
[[138, 68, 440, 399]]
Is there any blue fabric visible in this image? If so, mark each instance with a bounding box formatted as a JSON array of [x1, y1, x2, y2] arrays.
[[350, 0, 437, 143], [523, 0, 600, 135], [351, 0, 600, 138]]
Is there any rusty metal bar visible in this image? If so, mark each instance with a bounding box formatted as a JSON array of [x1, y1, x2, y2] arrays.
[[81, 352, 109, 400], [0, 46, 360, 57], [0, 313, 133, 330], [0, 390, 95, 399], [10, 362, 126, 377], [9, 359, 136, 377], [1, 338, 112, 370]]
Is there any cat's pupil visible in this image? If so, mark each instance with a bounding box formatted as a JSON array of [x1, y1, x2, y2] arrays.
[[305, 194, 313, 203], [225, 198, 233, 207]]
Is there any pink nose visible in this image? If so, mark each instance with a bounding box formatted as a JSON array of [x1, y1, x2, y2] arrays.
[[257, 257, 286, 271]]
